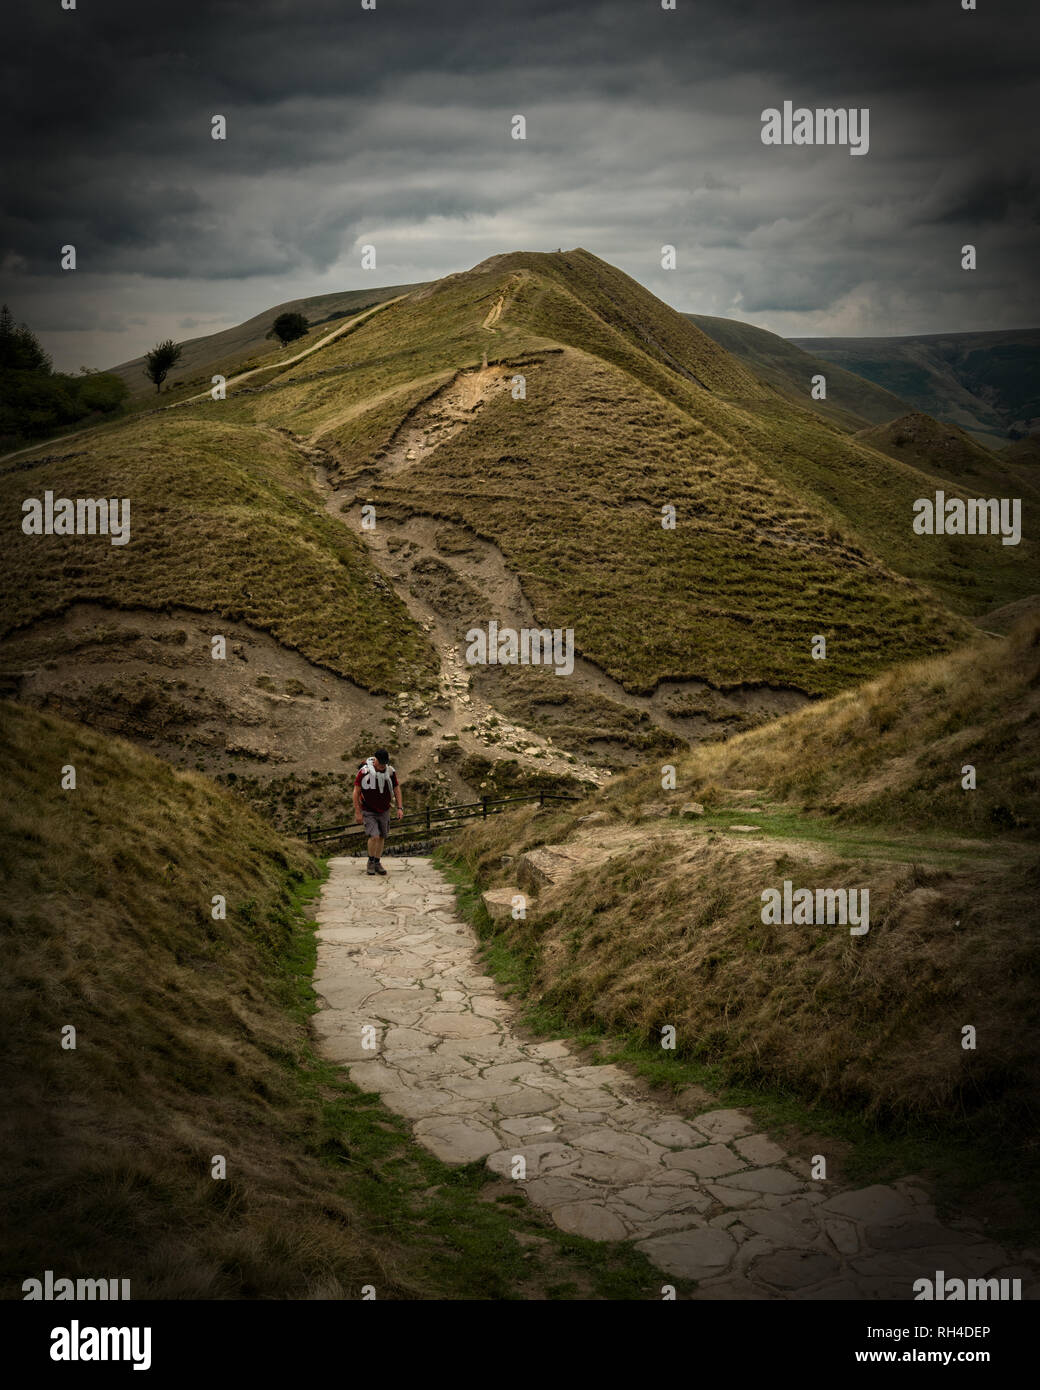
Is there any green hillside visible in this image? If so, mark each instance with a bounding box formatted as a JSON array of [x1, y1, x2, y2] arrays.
[[209, 248, 1022, 693], [0, 701, 665, 1299], [5, 251, 1039, 1275], [108, 282, 427, 400], [857, 411, 1040, 502], [0, 699, 381, 1298], [0, 412, 438, 693], [686, 312, 912, 429], [792, 328, 1040, 449], [450, 617, 1040, 1153], [4, 248, 1036, 809]]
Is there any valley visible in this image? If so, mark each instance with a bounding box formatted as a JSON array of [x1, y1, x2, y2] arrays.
[[2, 248, 1037, 1302]]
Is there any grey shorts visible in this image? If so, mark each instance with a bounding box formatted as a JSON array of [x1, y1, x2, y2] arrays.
[[361, 808, 390, 840]]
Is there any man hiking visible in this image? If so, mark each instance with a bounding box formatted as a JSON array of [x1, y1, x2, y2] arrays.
[[353, 747, 403, 875]]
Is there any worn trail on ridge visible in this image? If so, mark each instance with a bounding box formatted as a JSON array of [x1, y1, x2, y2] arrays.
[[312, 856, 1034, 1298]]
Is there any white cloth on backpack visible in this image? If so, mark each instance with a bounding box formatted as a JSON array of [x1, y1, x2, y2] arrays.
[[360, 756, 396, 796]]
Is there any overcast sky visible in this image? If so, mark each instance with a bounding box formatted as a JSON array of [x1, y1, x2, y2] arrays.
[[4, 0, 1038, 372]]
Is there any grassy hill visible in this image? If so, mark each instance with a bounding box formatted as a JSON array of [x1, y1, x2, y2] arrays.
[[5, 250, 1039, 1273], [856, 411, 1040, 502], [685, 312, 913, 430], [1003, 433, 1040, 466], [3, 248, 1037, 815], [108, 283, 426, 400], [999, 433, 1040, 501], [210, 248, 1022, 689], [0, 412, 437, 694], [792, 328, 1040, 450], [0, 700, 672, 1299], [670, 616, 1040, 834], [449, 617, 1040, 1164], [0, 698, 384, 1298]]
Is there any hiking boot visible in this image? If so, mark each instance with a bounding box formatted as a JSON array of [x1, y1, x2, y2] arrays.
[[372, 859, 388, 875], [366, 857, 377, 875]]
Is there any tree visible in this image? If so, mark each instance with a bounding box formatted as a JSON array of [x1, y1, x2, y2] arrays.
[[0, 307, 128, 448], [271, 311, 309, 347], [144, 339, 182, 393], [0, 304, 51, 372]]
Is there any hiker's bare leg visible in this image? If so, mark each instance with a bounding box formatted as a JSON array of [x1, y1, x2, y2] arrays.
[[368, 834, 384, 858]]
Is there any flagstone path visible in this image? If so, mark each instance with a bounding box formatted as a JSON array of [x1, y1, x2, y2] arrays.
[[312, 856, 1037, 1299]]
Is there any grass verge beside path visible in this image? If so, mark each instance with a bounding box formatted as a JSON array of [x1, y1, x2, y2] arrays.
[[436, 848, 1040, 1249], [291, 860, 688, 1300], [681, 807, 1022, 867], [0, 703, 675, 1299]]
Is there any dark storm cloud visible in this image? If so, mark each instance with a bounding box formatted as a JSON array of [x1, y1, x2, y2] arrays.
[[915, 167, 1040, 227], [3, 0, 1038, 367]]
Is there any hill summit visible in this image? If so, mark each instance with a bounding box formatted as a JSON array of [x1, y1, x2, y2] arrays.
[[2, 248, 1036, 829]]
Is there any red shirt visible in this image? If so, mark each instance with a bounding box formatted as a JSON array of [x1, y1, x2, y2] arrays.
[[355, 761, 398, 813]]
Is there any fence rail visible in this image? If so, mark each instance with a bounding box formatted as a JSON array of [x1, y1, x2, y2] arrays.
[[303, 790, 581, 846]]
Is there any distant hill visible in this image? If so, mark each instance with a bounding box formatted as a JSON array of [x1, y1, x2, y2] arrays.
[[790, 328, 1040, 449], [685, 313, 912, 429], [855, 411, 1040, 501], [973, 593, 1040, 634], [108, 283, 427, 398]]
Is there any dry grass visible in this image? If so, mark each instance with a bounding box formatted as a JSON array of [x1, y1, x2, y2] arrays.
[[448, 621, 1040, 1137], [671, 615, 1040, 833], [0, 700, 698, 1301], [0, 413, 438, 693], [4, 249, 1032, 721], [455, 821, 1040, 1138], [229, 249, 1028, 691], [545, 841, 1034, 1129], [0, 700, 421, 1299], [208, 249, 1028, 695], [506, 252, 1037, 618], [381, 348, 970, 694]]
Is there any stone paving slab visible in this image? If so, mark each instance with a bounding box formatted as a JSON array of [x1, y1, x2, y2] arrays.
[[312, 856, 1038, 1300]]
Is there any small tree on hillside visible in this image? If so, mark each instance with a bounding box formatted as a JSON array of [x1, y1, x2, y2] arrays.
[[272, 311, 309, 347], [0, 304, 51, 372], [144, 339, 182, 393]]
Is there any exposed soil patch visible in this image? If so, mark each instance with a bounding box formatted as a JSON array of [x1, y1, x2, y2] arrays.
[[0, 601, 388, 772], [281, 388, 815, 791], [376, 358, 538, 480], [349, 508, 809, 751]]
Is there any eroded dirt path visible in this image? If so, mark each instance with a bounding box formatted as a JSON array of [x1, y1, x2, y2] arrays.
[[167, 296, 408, 407], [284, 370, 807, 786], [313, 855, 1037, 1298], [299, 428, 619, 793], [375, 360, 519, 480]]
